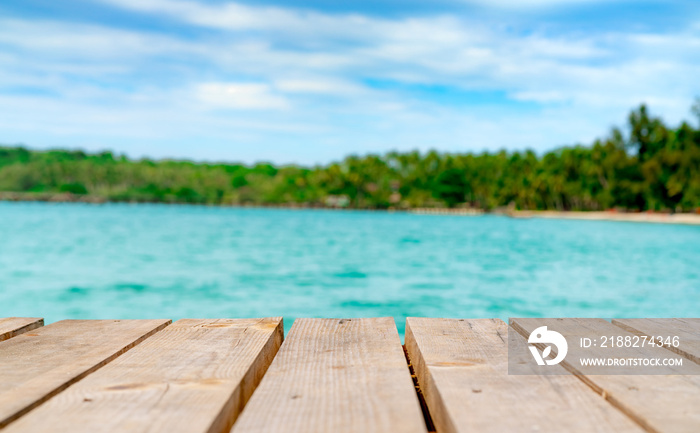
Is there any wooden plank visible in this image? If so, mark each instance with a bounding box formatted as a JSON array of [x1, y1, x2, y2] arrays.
[[231, 317, 427, 433], [0, 317, 43, 342], [405, 317, 644, 433], [512, 318, 700, 433], [0, 319, 170, 428], [5, 318, 283, 433], [612, 319, 700, 365]]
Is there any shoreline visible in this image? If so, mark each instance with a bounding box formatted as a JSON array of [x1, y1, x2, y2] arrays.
[[510, 210, 700, 226], [1, 192, 699, 225]]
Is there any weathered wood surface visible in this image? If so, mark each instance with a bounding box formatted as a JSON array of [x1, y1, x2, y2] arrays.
[[231, 317, 427, 433], [511, 318, 700, 433], [6, 318, 283, 433], [405, 317, 643, 433], [2, 317, 698, 432], [0, 319, 170, 428], [0, 317, 43, 342], [612, 318, 700, 365]]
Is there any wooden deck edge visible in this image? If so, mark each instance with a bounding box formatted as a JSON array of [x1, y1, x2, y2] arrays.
[[209, 318, 284, 433], [509, 320, 661, 433], [404, 320, 458, 433], [0, 319, 172, 429]]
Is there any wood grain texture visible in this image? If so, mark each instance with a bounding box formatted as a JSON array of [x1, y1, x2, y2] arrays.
[[0, 317, 43, 342], [0, 319, 170, 428], [612, 319, 700, 365], [512, 318, 700, 433], [230, 317, 427, 433], [5, 318, 283, 433], [405, 317, 643, 433]]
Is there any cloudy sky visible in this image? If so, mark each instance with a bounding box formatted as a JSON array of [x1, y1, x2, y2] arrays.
[[1, 0, 699, 164]]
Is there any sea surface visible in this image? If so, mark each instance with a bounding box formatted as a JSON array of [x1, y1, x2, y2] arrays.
[[1, 202, 698, 336]]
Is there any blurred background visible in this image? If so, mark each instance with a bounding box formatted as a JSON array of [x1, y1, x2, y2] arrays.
[[0, 0, 699, 333], [2, 0, 699, 163]]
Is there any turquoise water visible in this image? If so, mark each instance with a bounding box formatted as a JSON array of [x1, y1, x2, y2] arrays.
[[1, 202, 698, 336]]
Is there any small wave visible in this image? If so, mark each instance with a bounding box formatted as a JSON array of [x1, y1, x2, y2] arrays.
[[111, 283, 148, 292], [334, 271, 367, 279]]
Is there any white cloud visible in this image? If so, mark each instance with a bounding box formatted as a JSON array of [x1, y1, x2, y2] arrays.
[[96, 0, 376, 40], [511, 90, 569, 103], [0, 18, 193, 59], [1, 2, 699, 163], [195, 83, 289, 110], [274, 79, 365, 96]]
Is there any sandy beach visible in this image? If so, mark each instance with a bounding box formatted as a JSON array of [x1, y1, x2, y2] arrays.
[[511, 210, 700, 225]]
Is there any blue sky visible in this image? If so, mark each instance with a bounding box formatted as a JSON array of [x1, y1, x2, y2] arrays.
[[1, 0, 699, 164]]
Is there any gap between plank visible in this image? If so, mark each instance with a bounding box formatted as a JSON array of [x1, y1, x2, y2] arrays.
[[0, 320, 172, 429], [510, 320, 660, 433], [611, 319, 700, 366], [0, 318, 44, 342], [403, 344, 436, 433]]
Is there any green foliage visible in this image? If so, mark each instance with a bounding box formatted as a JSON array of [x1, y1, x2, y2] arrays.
[[432, 168, 468, 208], [59, 182, 88, 195], [1, 102, 699, 211]]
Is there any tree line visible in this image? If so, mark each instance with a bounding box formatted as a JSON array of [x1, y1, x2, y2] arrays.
[[1, 102, 699, 211]]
